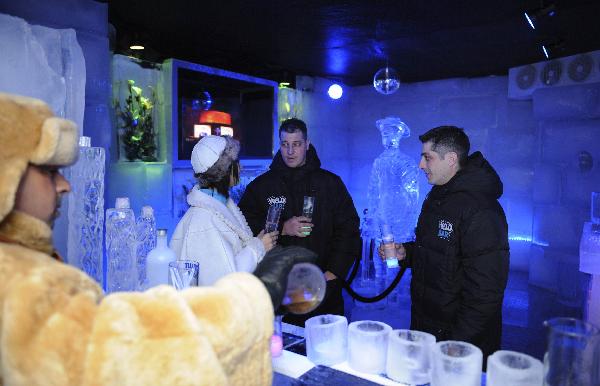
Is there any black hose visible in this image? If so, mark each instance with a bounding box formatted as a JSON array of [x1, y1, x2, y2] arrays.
[[341, 263, 407, 303], [340, 237, 408, 303]]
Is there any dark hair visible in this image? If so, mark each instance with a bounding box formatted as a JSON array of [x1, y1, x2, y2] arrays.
[[419, 126, 470, 167], [195, 160, 240, 198], [279, 118, 307, 139]]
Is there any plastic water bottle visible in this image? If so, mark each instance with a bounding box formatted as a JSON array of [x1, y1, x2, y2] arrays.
[[146, 229, 177, 287], [136, 205, 156, 289], [105, 197, 137, 293]]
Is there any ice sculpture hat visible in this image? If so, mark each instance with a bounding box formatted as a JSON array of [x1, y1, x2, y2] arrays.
[[191, 135, 240, 178], [0, 92, 79, 223]]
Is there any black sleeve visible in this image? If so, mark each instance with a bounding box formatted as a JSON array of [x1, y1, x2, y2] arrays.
[[402, 241, 416, 268], [450, 208, 509, 343], [326, 177, 362, 279], [238, 180, 266, 236]]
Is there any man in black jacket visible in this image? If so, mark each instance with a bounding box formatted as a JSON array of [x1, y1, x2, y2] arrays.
[[239, 118, 361, 326], [383, 126, 509, 360]]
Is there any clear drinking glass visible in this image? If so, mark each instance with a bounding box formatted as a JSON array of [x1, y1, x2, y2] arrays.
[[386, 329, 436, 385], [487, 350, 543, 386], [430, 341, 483, 386], [168, 260, 199, 290], [280, 263, 326, 314], [302, 196, 315, 219], [305, 314, 348, 366], [301, 196, 315, 235], [348, 320, 392, 374], [265, 203, 283, 232], [543, 317, 600, 386], [381, 223, 399, 268]]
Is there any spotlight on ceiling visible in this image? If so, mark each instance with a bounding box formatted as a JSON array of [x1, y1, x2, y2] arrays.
[[524, 3, 556, 30], [328, 83, 343, 100], [129, 44, 145, 50]]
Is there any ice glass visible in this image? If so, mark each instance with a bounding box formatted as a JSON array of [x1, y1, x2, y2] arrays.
[[265, 203, 283, 232], [430, 341, 482, 386], [487, 350, 543, 386], [543, 317, 600, 386], [305, 314, 348, 366], [168, 260, 199, 290], [348, 320, 392, 374], [386, 329, 436, 385]]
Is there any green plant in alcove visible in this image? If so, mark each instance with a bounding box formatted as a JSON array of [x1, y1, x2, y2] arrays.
[[115, 80, 157, 161]]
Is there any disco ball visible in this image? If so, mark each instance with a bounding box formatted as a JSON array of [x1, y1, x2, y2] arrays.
[[373, 66, 400, 95]]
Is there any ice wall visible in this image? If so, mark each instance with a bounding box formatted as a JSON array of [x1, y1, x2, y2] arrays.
[[343, 71, 600, 308], [1, 0, 110, 262], [292, 76, 353, 184]]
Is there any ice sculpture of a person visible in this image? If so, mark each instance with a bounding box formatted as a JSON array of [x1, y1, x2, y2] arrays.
[[365, 117, 419, 242]]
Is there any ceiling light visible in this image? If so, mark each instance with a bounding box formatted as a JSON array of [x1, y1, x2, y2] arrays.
[[540, 39, 564, 60], [542, 45, 549, 59], [129, 44, 145, 50], [524, 3, 556, 30], [328, 83, 343, 99], [373, 66, 400, 95]]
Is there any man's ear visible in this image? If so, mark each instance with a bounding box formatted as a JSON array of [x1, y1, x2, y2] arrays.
[[305, 138, 310, 149], [447, 151, 459, 167]]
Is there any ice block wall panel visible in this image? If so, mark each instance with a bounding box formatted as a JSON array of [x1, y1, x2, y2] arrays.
[[532, 164, 561, 204], [533, 205, 582, 249], [541, 120, 600, 165], [529, 245, 558, 291], [533, 83, 600, 120]]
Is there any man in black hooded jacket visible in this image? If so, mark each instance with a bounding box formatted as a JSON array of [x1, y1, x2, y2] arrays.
[[383, 125, 509, 360], [239, 118, 361, 326]]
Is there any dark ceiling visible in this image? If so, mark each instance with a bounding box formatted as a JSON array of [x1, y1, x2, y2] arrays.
[[108, 0, 600, 86]]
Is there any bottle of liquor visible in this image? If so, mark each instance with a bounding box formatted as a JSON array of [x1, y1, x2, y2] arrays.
[[67, 136, 105, 285], [146, 229, 177, 288], [105, 197, 137, 293], [136, 205, 156, 289]]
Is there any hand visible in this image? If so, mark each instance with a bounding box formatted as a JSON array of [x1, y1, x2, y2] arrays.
[[257, 229, 279, 252], [253, 246, 318, 311], [377, 242, 406, 262], [281, 216, 314, 237]]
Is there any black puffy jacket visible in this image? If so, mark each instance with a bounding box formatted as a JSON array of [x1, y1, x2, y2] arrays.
[[405, 151, 509, 359], [238, 145, 361, 320]]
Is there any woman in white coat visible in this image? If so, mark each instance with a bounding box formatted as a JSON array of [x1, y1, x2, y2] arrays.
[[170, 135, 278, 285]]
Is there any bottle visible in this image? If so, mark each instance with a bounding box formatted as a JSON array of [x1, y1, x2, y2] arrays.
[[136, 205, 157, 290], [67, 136, 105, 285], [146, 229, 177, 287], [105, 197, 137, 293]]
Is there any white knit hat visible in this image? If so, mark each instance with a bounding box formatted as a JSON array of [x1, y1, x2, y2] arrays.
[[191, 135, 227, 174]]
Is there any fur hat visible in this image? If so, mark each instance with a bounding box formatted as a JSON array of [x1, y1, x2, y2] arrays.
[[191, 135, 240, 182], [0, 92, 79, 223]]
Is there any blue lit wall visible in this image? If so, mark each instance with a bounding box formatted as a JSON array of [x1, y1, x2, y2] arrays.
[[298, 74, 600, 305]]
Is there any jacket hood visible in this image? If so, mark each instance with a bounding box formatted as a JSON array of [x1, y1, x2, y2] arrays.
[[270, 144, 321, 175], [434, 151, 503, 200]]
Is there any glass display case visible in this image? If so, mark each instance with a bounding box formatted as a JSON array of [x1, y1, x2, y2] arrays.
[[164, 59, 278, 168]]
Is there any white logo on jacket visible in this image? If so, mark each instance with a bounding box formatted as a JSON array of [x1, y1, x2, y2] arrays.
[[438, 219, 453, 240], [267, 196, 286, 206]]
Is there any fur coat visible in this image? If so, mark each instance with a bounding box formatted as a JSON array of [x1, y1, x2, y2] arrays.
[[0, 211, 273, 386], [170, 186, 266, 286]]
